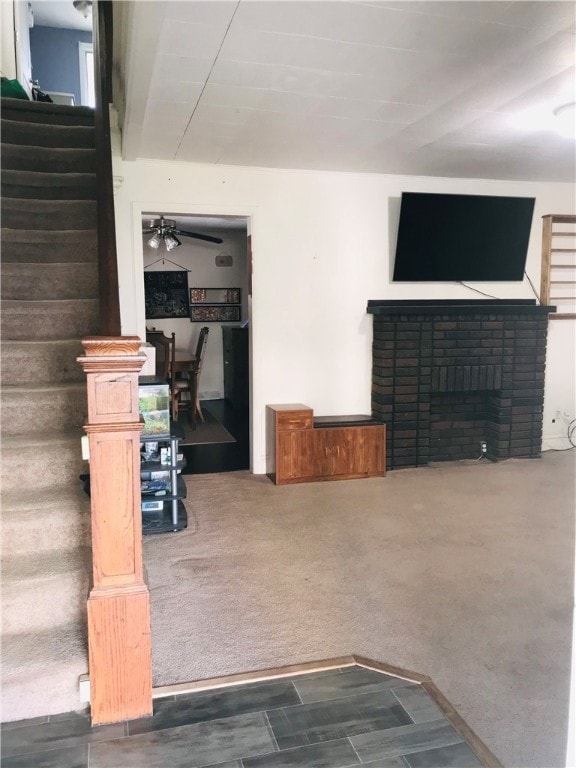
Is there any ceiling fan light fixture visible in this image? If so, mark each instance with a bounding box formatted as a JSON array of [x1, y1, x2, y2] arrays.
[[148, 232, 161, 249], [553, 102, 576, 139], [73, 0, 92, 19], [143, 214, 222, 247], [164, 233, 181, 252]]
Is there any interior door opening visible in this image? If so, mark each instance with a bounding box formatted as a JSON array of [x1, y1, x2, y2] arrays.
[[25, 1, 94, 106], [141, 212, 250, 476]]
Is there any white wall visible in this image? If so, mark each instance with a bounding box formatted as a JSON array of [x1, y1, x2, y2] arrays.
[[544, 321, 576, 451], [2, 1, 34, 97], [1, 1, 17, 80], [13, 0, 32, 97], [142, 227, 248, 399], [112, 156, 575, 474]]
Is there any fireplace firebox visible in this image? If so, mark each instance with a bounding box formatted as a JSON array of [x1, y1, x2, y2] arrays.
[[367, 300, 555, 470]]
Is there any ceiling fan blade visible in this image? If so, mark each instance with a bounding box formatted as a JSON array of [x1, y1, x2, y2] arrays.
[[174, 229, 223, 244], [142, 228, 156, 234]]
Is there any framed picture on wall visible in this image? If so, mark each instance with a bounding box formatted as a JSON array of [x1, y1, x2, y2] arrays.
[[190, 288, 241, 305], [145, 271, 189, 318], [190, 305, 241, 322]]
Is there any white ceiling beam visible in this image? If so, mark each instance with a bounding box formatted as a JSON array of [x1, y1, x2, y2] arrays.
[[116, 0, 167, 161]]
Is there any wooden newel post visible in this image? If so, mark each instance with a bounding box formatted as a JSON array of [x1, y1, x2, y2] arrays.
[[77, 337, 152, 725]]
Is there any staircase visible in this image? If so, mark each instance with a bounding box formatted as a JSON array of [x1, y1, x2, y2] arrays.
[[1, 98, 100, 722]]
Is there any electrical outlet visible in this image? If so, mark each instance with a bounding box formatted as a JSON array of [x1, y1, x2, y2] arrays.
[[480, 441, 487, 453]]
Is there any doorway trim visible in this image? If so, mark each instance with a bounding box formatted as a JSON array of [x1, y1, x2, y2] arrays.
[[78, 40, 94, 106], [131, 202, 258, 473], [13, 0, 33, 98]]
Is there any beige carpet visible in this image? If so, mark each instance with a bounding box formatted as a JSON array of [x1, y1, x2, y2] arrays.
[[143, 452, 575, 768]]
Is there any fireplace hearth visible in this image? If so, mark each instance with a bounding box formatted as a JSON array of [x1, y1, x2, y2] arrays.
[[367, 300, 555, 470]]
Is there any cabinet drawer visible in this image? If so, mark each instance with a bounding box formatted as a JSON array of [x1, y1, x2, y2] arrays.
[[276, 410, 313, 431]]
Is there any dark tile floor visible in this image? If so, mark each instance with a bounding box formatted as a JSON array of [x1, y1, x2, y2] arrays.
[[1, 666, 488, 768], [181, 399, 249, 475]]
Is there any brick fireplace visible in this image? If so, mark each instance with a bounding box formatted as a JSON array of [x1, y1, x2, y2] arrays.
[[367, 300, 555, 470]]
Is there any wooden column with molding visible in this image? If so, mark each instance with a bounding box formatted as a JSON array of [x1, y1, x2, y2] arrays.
[[77, 337, 152, 725]]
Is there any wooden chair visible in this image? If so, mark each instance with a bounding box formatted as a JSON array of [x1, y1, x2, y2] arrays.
[[146, 328, 182, 422], [171, 327, 209, 427], [145, 329, 175, 381]]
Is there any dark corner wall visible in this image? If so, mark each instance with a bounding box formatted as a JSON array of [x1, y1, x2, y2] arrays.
[[29, 26, 92, 105]]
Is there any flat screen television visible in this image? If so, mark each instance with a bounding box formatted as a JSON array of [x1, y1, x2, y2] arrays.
[[392, 192, 535, 282]]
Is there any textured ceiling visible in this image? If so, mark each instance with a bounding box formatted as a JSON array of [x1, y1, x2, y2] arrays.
[[118, 1, 576, 181]]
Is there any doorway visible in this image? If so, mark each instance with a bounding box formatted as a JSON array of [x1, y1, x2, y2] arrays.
[[26, 1, 93, 106], [141, 212, 250, 475]]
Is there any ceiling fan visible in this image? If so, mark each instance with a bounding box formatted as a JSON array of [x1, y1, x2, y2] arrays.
[[143, 216, 223, 251]]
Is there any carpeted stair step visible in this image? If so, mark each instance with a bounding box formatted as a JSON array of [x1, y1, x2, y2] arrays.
[[1, 229, 97, 263], [1, 433, 86, 494], [1, 384, 87, 436], [1, 625, 88, 722], [1, 340, 86, 385], [1, 262, 99, 301], [1, 144, 96, 173], [2, 199, 96, 230], [1, 488, 90, 558], [0, 95, 97, 727], [2, 169, 97, 200], [1, 97, 94, 126], [1, 548, 90, 634], [1, 299, 99, 340], [1, 119, 95, 148]]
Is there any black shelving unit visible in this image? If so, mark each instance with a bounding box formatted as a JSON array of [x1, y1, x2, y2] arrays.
[[140, 424, 188, 535]]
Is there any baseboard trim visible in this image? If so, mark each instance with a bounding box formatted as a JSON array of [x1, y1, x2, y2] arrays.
[[421, 679, 503, 768], [352, 653, 432, 683], [80, 657, 357, 703], [151, 656, 356, 699]]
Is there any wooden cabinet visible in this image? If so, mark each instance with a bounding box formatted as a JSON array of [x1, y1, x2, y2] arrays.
[[222, 326, 249, 410], [267, 404, 385, 485]]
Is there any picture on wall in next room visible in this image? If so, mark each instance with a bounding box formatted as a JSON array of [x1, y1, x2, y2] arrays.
[[145, 271, 189, 318]]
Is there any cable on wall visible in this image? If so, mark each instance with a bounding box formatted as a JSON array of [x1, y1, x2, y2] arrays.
[[144, 257, 191, 272], [524, 271, 540, 304], [459, 282, 498, 299], [546, 417, 576, 451]]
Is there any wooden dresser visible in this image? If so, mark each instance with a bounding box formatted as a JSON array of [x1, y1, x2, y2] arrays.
[[266, 404, 385, 485]]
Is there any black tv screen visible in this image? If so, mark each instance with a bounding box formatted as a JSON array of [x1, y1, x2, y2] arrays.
[[392, 192, 535, 282]]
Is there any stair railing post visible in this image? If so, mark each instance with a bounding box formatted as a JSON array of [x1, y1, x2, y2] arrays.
[[77, 336, 152, 725], [93, 0, 121, 336]]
